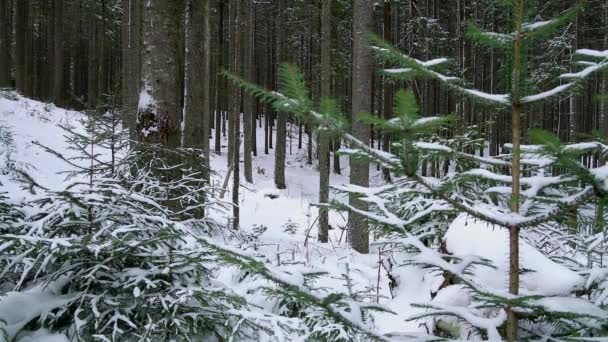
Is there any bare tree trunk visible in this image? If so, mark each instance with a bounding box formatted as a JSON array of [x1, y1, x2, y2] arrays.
[[214, 1, 225, 155], [137, 0, 183, 146], [184, 0, 206, 148], [318, 0, 331, 243], [231, 0, 242, 229], [348, 0, 373, 254], [382, 0, 393, 183], [0, 0, 9, 87], [243, 0, 254, 183], [51, 0, 64, 104], [274, 0, 287, 189]]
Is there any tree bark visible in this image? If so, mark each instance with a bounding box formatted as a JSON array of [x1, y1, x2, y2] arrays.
[[507, 1, 525, 340], [122, 0, 142, 135], [231, 0, 242, 229], [51, 0, 64, 104], [318, 0, 332, 243], [274, 0, 287, 189], [382, 0, 393, 183], [348, 0, 373, 254], [137, 0, 183, 146], [0, 0, 9, 87], [243, 0, 254, 183], [184, 0, 206, 148]]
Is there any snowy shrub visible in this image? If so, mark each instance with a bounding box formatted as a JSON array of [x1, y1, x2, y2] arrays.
[[0, 178, 251, 341], [114, 142, 218, 224]]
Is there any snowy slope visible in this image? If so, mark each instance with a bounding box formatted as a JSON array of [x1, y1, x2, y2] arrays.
[[0, 92, 86, 203]]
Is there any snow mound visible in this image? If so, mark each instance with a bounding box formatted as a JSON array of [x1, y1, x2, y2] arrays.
[[0, 279, 76, 339], [444, 214, 584, 295]]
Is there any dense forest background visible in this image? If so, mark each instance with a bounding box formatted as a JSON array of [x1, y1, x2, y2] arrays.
[[1, 0, 606, 151]]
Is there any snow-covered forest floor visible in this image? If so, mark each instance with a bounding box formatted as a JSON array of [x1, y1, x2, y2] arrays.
[[0, 92, 605, 341]]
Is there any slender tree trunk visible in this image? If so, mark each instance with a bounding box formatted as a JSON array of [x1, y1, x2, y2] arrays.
[[507, 1, 524, 340], [243, 0, 254, 183], [274, 0, 287, 189], [215, 1, 225, 155], [318, 0, 332, 243], [0, 0, 9, 87], [231, 0, 242, 229], [382, 0, 393, 182], [348, 0, 373, 254], [50, 0, 63, 104]]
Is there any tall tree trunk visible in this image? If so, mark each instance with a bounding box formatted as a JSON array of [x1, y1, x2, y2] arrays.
[[122, 0, 142, 135], [348, 0, 373, 254], [231, 0, 242, 229], [0, 0, 9, 87], [52, 0, 64, 104], [318, 0, 332, 243], [202, 0, 210, 177], [274, 0, 287, 189], [184, 0, 206, 148], [382, 0, 393, 182], [214, 0, 225, 155], [243, 0, 254, 183], [137, 0, 183, 146]]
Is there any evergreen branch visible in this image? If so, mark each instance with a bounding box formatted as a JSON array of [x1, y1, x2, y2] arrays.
[[196, 236, 396, 342], [521, 82, 575, 104], [521, 4, 581, 40], [466, 22, 513, 48]]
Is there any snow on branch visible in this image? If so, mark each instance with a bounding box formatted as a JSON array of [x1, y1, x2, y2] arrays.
[[462, 89, 511, 105], [560, 49, 608, 80], [521, 82, 575, 104]]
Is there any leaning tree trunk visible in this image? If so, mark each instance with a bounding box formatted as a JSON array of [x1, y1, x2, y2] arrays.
[[318, 0, 332, 243], [137, 0, 183, 146], [348, 0, 373, 254]]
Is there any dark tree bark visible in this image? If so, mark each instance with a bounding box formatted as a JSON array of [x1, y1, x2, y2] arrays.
[[382, 0, 393, 182], [318, 0, 332, 243], [214, 0, 225, 155], [348, 0, 373, 254], [121, 0, 142, 134], [0, 0, 9, 87], [274, 0, 287, 189], [230, 0, 242, 229], [243, 0, 254, 183], [184, 0, 206, 148], [51, 0, 64, 104]]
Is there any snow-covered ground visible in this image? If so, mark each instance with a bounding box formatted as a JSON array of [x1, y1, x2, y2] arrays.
[[1, 93, 600, 340]]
